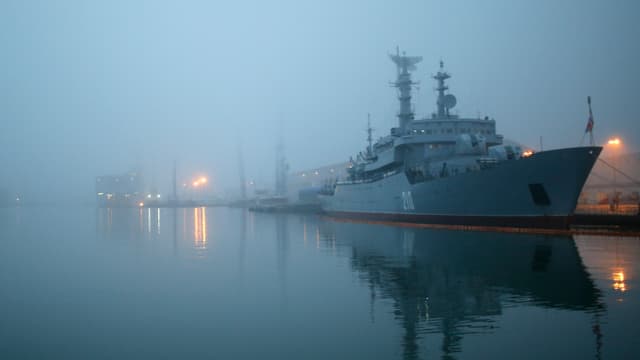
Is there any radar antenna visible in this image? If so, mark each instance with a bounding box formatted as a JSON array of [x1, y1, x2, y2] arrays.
[[433, 60, 456, 118]]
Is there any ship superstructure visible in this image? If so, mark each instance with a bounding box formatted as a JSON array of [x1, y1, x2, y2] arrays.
[[321, 50, 601, 228]]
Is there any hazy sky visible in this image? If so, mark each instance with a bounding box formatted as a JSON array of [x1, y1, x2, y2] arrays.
[[1, 0, 638, 202]]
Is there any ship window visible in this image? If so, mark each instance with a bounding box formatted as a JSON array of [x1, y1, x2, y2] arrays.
[[529, 183, 551, 206]]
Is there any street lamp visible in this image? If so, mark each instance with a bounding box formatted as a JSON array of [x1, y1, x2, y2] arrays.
[[606, 137, 622, 211], [190, 176, 209, 201], [607, 138, 621, 146]]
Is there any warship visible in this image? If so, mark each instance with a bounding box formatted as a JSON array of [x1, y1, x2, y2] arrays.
[[320, 50, 601, 228]]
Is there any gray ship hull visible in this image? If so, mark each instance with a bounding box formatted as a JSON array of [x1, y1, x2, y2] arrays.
[[322, 146, 601, 228]]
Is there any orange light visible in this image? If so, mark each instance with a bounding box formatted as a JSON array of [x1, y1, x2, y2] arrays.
[[138, 202, 144, 207], [608, 138, 621, 145], [522, 150, 534, 158], [193, 181, 199, 187], [613, 271, 625, 282], [612, 270, 627, 292], [199, 177, 207, 184]]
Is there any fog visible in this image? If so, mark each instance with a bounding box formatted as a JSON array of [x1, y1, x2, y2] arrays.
[[1, 0, 638, 203]]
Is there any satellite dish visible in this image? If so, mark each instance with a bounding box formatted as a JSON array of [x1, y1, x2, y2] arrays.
[[443, 94, 457, 109]]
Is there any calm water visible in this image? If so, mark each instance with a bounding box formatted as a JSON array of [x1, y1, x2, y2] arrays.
[[0, 207, 638, 359]]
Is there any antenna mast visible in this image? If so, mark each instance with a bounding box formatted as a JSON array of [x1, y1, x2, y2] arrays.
[[275, 132, 288, 197], [434, 60, 451, 117], [588, 96, 595, 146], [237, 143, 246, 200], [172, 160, 177, 201], [390, 48, 422, 131], [367, 113, 374, 158]]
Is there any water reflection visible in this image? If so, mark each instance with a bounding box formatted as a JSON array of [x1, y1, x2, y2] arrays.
[[193, 207, 207, 250], [314, 220, 605, 359], [612, 269, 626, 292], [88, 208, 640, 359], [96, 207, 210, 255], [574, 235, 638, 305]]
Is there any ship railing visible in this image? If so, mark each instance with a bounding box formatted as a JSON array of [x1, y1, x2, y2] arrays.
[[575, 203, 640, 216], [336, 168, 402, 185]]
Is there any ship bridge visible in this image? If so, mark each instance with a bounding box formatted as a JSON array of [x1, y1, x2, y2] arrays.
[[403, 117, 503, 147]]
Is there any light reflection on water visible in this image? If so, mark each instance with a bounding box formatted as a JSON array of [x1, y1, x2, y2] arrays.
[[193, 207, 207, 251], [0, 207, 638, 359]]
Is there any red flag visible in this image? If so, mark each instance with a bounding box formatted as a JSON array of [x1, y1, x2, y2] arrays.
[[585, 112, 594, 133], [585, 96, 594, 133]]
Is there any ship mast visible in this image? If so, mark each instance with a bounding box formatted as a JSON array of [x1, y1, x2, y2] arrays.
[[172, 160, 177, 201], [390, 48, 422, 131], [275, 132, 288, 197], [434, 60, 451, 118], [366, 113, 374, 158]]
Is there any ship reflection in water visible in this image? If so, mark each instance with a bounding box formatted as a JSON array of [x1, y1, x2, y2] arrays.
[[2, 207, 637, 359], [314, 221, 609, 359]]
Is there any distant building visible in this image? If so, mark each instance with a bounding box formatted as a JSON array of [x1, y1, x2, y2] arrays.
[[96, 171, 144, 207], [287, 162, 350, 202]]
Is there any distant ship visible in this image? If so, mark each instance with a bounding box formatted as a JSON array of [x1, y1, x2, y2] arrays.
[[320, 50, 601, 228]]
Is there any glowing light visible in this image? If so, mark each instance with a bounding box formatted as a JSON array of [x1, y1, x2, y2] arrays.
[[522, 150, 534, 157], [147, 194, 152, 199], [612, 270, 627, 292], [607, 138, 621, 145], [156, 194, 161, 198], [138, 202, 144, 207], [613, 271, 625, 282], [613, 282, 626, 292], [191, 176, 208, 188], [97, 192, 104, 196]]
